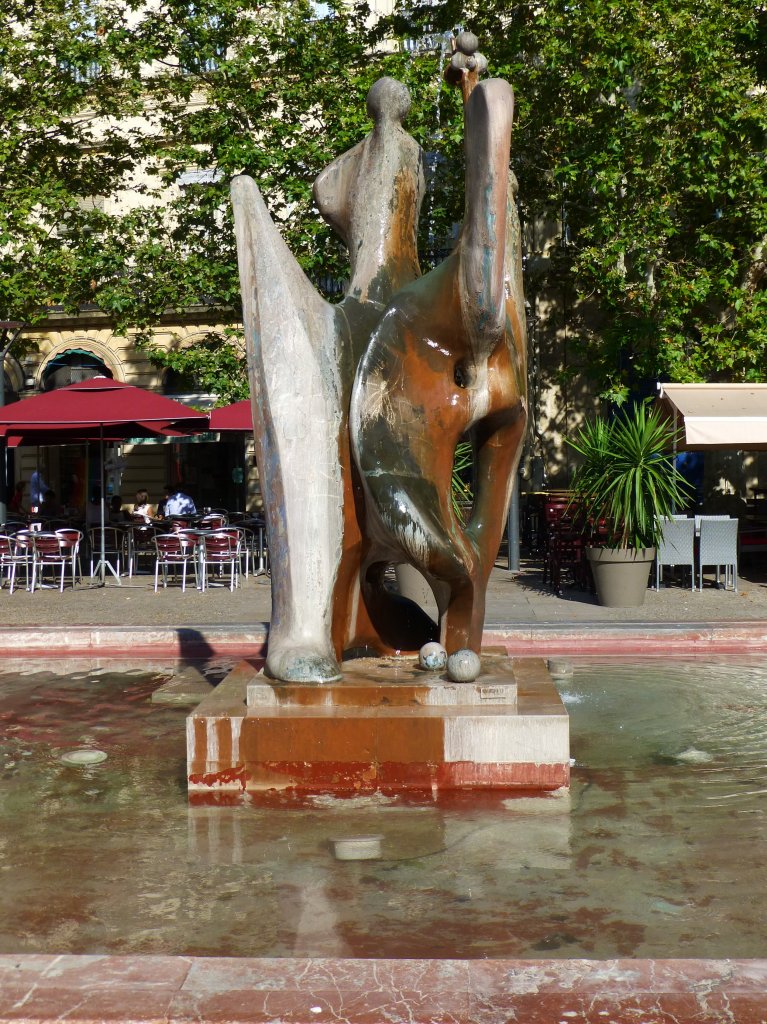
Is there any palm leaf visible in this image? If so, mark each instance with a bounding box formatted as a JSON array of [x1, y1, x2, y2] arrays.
[[567, 400, 692, 549]]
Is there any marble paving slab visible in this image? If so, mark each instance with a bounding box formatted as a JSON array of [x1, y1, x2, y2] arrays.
[[0, 955, 765, 1023]]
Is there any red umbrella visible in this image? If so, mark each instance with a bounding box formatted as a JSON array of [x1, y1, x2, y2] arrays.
[[209, 399, 254, 433], [0, 376, 208, 438], [209, 401, 255, 516], [0, 377, 208, 583]]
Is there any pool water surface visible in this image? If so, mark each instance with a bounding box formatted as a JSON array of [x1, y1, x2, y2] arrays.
[[0, 655, 765, 960]]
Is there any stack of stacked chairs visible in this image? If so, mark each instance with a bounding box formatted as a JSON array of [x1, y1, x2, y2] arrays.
[[542, 495, 589, 594], [541, 497, 570, 587]]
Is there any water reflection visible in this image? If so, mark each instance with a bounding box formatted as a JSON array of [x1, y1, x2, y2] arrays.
[[0, 656, 765, 959]]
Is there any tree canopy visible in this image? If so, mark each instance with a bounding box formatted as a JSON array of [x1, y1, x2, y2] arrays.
[[492, 0, 767, 402], [0, 0, 153, 322], [2, 0, 766, 402]]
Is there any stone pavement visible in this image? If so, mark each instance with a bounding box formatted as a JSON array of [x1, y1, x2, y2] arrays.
[[0, 558, 765, 657], [0, 558, 765, 628]]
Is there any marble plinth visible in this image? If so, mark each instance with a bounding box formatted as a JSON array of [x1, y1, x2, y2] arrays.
[[187, 654, 569, 798]]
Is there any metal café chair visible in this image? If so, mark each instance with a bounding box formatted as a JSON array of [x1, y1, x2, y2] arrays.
[[12, 530, 36, 590], [176, 529, 207, 589], [0, 535, 31, 593], [246, 517, 270, 577], [698, 517, 739, 591], [153, 533, 199, 592], [199, 530, 241, 591], [655, 516, 695, 590], [3, 517, 28, 534], [239, 526, 257, 578], [30, 532, 80, 592], [541, 500, 574, 586], [169, 518, 190, 530], [127, 523, 160, 577], [546, 517, 588, 595], [55, 528, 84, 586], [199, 513, 228, 530], [88, 526, 124, 579], [217, 525, 249, 578]]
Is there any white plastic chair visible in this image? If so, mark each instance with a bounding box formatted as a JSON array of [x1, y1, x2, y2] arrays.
[[655, 517, 695, 590], [698, 517, 739, 591]]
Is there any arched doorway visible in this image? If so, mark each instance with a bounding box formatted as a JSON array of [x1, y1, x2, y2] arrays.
[[33, 350, 114, 511], [41, 350, 112, 392]]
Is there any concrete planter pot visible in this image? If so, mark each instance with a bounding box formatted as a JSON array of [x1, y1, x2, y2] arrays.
[[586, 546, 656, 608]]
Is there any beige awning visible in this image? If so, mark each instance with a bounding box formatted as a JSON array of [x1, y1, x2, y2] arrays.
[[657, 383, 767, 450]]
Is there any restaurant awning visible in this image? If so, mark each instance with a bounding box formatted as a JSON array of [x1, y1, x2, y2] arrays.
[[657, 384, 767, 450]]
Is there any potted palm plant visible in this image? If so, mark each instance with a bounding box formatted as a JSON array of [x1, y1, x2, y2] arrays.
[[567, 400, 691, 607]]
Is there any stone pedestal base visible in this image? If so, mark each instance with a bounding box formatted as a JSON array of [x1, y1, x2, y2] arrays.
[[187, 654, 569, 798]]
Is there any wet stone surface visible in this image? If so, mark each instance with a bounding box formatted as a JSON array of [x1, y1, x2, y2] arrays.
[[0, 655, 765, 960]]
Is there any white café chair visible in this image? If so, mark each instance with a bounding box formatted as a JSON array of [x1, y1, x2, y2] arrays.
[[698, 517, 739, 592], [655, 516, 695, 591]]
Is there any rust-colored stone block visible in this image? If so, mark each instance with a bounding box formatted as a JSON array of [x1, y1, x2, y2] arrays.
[[188, 656, 569, 797]]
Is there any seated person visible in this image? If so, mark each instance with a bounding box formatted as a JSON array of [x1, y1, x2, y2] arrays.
[[132, 489, 156, 523], [109, 495, 129, 523], [85, 488, 103, 527], [162, 483, 197, 518], [39, 489, 63, 519], [8, 481, 27, 517]]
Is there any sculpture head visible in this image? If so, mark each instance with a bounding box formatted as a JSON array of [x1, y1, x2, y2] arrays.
[[366, 76, 411, 127]]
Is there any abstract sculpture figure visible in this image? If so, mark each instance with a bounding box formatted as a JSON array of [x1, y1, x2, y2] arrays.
[[231, 33, 527, 683]]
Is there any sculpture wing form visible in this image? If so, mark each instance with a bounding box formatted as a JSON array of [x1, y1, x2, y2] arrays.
[[232, 174, 346, 682]]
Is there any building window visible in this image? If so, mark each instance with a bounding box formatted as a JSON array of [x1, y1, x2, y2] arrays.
[[41, 351, 111, 392], [58, 1, 102, 82], [177, 168, 223, 187], [179, 6, 227, 74]]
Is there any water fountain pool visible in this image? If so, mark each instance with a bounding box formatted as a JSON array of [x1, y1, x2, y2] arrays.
[[1, 654, 765, 961]]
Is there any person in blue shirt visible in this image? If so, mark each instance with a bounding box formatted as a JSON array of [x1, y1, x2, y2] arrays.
[[162, 483, 197, 518], [30, 470, 50, 507]]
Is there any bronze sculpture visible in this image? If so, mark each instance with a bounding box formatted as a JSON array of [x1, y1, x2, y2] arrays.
[[231, 33, 527, 683]]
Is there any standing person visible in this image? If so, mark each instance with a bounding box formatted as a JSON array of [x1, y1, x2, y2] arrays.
[[163, 483, 196, 517], [30, 470, 50, 508]]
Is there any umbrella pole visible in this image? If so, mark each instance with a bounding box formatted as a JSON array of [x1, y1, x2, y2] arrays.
[[94, 430, 120, 586], [100, 435, 106, 584]]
